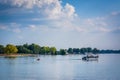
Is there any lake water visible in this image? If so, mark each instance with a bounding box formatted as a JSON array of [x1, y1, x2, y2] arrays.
[[0, 54, 120, 80]]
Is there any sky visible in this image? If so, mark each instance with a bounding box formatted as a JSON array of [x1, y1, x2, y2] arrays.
[[0, 0, 120, 50]]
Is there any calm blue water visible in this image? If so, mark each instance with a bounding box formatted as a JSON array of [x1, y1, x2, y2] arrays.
[[0, 54, 120, 80]]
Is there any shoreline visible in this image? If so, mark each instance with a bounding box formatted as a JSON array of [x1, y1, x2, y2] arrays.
[[0, 53, 120, 57], [0, 54, 37, 57]]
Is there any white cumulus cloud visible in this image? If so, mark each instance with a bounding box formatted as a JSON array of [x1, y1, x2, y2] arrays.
[[0, 0, 76, 20], [29, 25, 37, 31]]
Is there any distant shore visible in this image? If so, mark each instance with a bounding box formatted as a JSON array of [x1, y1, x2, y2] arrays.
[[0, 54, 37, 57]]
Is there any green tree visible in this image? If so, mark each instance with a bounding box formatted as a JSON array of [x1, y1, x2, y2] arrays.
[[4, 44, 18, 54], [80, 48, 87, 54], [28, 43, 41, 54], [72, 48, 80, 54], [92, 48, 99, 54], [50, 47, 57, 55], [60, 49, 66, 55], [40, 47, 45, 54], [0, 45, 4, 54], [86, 47, 92, 53], [16, 45, 32, 53], [23, 43, 29, 49], [67, 48, 73, 54], [45, 46, 50, 54]]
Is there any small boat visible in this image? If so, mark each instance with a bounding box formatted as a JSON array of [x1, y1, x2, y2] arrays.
[[37, 58, 40, 61], [82, 53, 99, 61]]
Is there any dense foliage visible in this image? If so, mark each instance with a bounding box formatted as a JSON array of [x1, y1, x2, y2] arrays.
[[60, 49, 66, 55], [66, 47, 99, 54], [4, 44, 18, 54], [16, 43, 57, 55], [0, 43, 120, 55], [0, 45, 4, 54]]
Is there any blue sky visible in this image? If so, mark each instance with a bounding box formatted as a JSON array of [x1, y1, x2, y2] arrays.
[[0, 0, 120, 50]]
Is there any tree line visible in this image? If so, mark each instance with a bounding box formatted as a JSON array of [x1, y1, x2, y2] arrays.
[[67, 47, 99, 54], [0, 43, 57, 55], [0, 43, 120, 55]]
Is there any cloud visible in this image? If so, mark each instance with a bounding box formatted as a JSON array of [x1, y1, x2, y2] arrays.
[[0, 0, 120, 34], [29, 25, 37, 31], [80, 11, 120, 33], [74, 26, 86, 32], [30, 10, 120, 33], [32, 18, 42, 21], [17, 35, 23, 39], [0, 0, 78, 33], [83, 17, 107, 27], [0, 0, 35, 9], [0, 23, 21, 33], [111, 11, 120, 16], [12, 28, 21, 33], [9, 23, 21, 33], [0, 0, 76, 20], [64, 3, 76, 17], [98, 27, 111, 32], [0, 25, 7, 30]]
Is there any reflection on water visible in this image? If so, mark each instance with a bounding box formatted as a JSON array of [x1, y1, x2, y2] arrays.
[[0, 54, 120, 80], [4, 56, 17, 59]]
